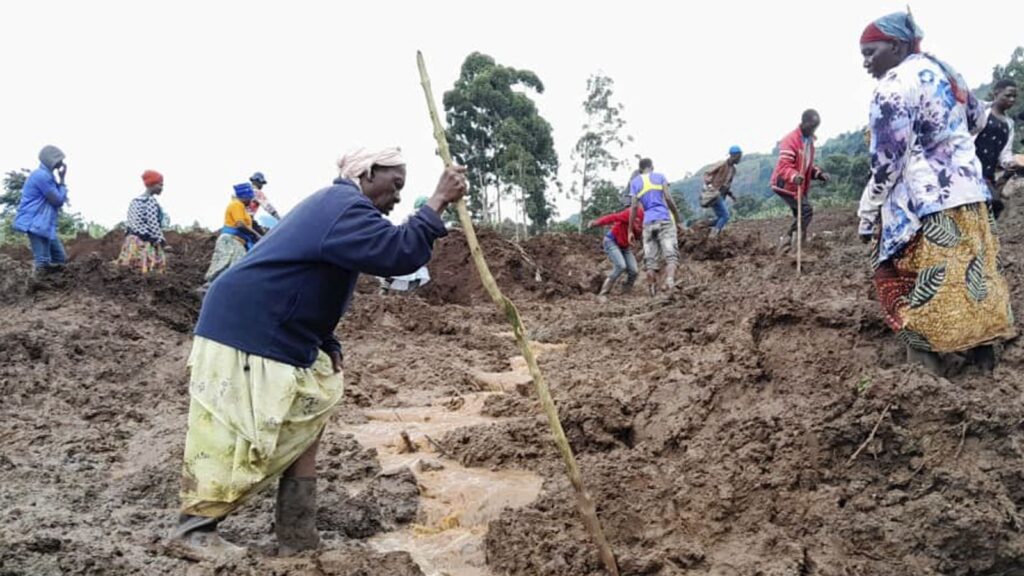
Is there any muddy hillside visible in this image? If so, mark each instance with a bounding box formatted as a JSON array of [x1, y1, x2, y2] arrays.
[[2, 208, 1023, 575]]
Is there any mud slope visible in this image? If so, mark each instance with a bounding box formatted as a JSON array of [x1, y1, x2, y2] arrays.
[[1, 208, 1022, 576]]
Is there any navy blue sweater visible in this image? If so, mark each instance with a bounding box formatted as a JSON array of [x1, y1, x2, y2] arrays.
[[195, 179, 447, 367]]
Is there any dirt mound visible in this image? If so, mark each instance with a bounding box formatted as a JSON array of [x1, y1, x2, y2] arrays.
[[419, 228, 606, 305]]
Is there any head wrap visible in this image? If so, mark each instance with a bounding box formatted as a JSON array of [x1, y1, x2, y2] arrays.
[[233, 182, 255, 200], [860, 12, 923, 53], [39, 145, 65, 170], [337, 147, 406, 184], [861, 11, 968, 104], [142, 170, 163, 187], [729, 145, 742, 156]]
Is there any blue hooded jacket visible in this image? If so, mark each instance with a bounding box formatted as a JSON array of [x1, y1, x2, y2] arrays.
[[13, 164, 68, 239]]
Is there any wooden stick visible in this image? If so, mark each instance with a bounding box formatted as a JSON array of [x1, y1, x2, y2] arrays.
[[847, 403, 892, 466], [796, 188, 803, 275], [417, 50, 620, 576]]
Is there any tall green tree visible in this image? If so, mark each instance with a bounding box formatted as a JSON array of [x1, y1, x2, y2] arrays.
[[570, 73, 630, 232], [443, 52, 558, 228]]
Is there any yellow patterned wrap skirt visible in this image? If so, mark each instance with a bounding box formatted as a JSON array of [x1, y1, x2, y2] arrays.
[[872, 202, 1015, 353]]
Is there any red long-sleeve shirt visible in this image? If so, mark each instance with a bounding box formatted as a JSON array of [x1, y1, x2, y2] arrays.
[[593, 206, 643, 248], [770, 127, 823, 199]]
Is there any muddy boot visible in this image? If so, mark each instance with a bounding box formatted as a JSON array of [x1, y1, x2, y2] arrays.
[[622, 275, 637, 294], [907, 347, 943, 376], [166, 515, 245, 562], [967, 345, 997, 373], [663, 263, 678, 292], [598, 277, 614, 300], [646, 271, 658, 297], [275, 477, 320, 556], [778, 233, 793, 254]]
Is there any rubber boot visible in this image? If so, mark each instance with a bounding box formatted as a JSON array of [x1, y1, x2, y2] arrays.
[[622, 275, 637, 294], [598, 277, 614, 298], [967, 345, 997, 373], [907, 347, 943, 376], [275, 477, 320, 556], [663, 263, 678, 292], [166, 515, 245, 562]]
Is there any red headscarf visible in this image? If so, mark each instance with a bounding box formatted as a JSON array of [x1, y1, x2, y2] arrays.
[[142, 170, 163, 187], [859, 12, 923, 54]]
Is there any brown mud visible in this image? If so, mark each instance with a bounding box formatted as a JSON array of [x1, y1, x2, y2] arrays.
[[2, 206, 1023, 575]]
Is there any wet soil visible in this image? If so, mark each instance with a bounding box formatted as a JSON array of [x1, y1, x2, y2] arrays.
[[2, 207, 1024, 575]]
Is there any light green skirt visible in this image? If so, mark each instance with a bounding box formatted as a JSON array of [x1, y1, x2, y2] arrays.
[[179, 337, 344, 518]]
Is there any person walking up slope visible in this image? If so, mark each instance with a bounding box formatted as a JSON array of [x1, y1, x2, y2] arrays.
[[627, 158, 684, 296], [588, 202, 643, 298], [771, 111, 830, 253], [701, 146, 743, 237]]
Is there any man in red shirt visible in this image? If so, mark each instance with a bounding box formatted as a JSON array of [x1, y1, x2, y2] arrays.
[[588, 204, 644, 298], [770, 110, 830, 252]]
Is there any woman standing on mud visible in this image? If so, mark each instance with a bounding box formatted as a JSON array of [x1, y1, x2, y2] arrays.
[[168, 147, 466, 559], [116, 170, 167, 274], [858, 12, 1016, 373], [202, 182, 262, 284]]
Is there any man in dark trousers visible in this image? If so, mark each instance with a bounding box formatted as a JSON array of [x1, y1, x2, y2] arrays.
[[771, 110, 830, 252]]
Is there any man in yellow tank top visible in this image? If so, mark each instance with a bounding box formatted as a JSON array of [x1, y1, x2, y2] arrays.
[[627, 158, 684, 295]]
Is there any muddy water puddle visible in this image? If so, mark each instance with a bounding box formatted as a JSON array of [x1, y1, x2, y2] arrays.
[[343, 395, 541, 576], [340, 341, 562, 575]]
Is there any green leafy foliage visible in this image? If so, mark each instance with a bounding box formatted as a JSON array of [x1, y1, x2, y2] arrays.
[[443, 52, 558, 231], [570, 73, 631, 232]]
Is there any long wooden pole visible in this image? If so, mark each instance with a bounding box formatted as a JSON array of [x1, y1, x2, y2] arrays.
[[796, 185, 803, 275], [796, 139, 810, 276], [417, 51, 620, 576]]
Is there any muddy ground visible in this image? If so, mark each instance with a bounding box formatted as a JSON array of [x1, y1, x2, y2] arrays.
[[1, 206, 1023, 575]]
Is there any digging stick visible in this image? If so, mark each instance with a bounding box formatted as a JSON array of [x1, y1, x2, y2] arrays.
[[417, 51, 620, 576], [796, 184, 803, 275], [796, 139, 810, 276]]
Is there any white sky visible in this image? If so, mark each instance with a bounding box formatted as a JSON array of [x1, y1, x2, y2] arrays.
[[1, 1, 1020, 228]]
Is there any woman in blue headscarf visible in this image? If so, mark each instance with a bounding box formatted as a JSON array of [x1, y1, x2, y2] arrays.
[[203, 183, 263, 285], [858, 11, 1015, 373]]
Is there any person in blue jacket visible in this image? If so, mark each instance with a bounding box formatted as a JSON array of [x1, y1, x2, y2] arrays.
[[169, 146, 467, 559], [13, 145, 69, 272]]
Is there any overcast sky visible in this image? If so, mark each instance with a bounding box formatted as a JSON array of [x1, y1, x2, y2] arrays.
[[1, 1, 1020, 229]]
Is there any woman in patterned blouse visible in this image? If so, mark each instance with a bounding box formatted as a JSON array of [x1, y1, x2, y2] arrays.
[[858, 12, 1016, 374], [116, 170, 167, 274]]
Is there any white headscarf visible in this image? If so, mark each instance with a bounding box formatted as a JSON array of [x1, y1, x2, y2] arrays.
[[337, 147, 406, 186]]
